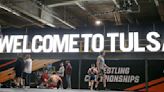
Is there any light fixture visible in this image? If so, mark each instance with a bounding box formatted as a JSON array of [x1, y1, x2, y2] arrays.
[[95, 20, 102, 26]]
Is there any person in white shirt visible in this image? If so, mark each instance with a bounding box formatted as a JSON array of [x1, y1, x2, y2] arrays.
[[23, 54, 32, 88], [57, 62, 65, 88], [95, 51, 108, 90]]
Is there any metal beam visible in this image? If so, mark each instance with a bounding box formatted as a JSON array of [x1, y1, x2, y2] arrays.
[[113, 11, 122, 25], [74, 2, 99, 25], [155, 0, 164, 21], [1, 52, 164, 60], [32, 0, 76, 29], [0, 3, 44, 28], [112, 0, 120, 8], [75, 2, 86, 11], [154, 0, 159, 6], [48, 0, 119, 8], [47, 0, 121, 26], [48, 1, 76, 7], [2, 0, 76, 29], [125, 14, 135, 23], [10, 5, 56, 28]]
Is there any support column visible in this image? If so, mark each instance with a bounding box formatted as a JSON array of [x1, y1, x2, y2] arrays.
[[78, 59, 82, 89], [145, 60, 148, 92]]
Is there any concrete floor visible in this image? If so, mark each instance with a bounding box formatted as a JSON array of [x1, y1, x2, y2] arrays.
[[0, 88, 135, 92]]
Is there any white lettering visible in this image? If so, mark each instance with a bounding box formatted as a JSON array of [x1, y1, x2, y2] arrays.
[[134, 32, 145, 52], [32, 35, 43, 53], [53, 35, 69, 52], [81, 34, 92, 52], [12, 35, 23, 53], [91, 34, 104, 52], [146, 32, 161, 52], [0, 35, 14, 53], [43, 35, 53, 53], [23, 35, 31, 53], [69, 34, 80, 52], [107, 33, 119, 52], [120, 32, 134, 52]]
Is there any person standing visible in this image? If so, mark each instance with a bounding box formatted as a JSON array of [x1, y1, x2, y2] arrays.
[[57, 62, 65, 88], [95, 51, 108, 90], [65, 61, 72, 89], [14, 55, 25, 88], [23, 54, 32, 88]]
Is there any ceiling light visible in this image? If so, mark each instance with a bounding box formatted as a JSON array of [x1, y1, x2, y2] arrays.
[[95, 20, 102, 26]]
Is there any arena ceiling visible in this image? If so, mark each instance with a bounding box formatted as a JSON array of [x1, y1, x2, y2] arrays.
[[0, 0, 163, 29]]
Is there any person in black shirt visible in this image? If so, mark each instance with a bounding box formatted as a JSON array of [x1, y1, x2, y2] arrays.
[[14, 55, 25, 88]]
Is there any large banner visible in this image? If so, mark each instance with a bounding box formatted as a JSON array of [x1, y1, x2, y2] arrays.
[[125, 60, 164, 91], [0, 59, 163, 91], [146, 60, 164, 92]]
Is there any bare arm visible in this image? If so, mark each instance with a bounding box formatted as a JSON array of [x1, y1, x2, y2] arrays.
[[104, 62, 109, 69]]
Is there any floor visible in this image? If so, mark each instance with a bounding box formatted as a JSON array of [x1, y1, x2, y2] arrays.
[[0, 88, 135, 92]]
